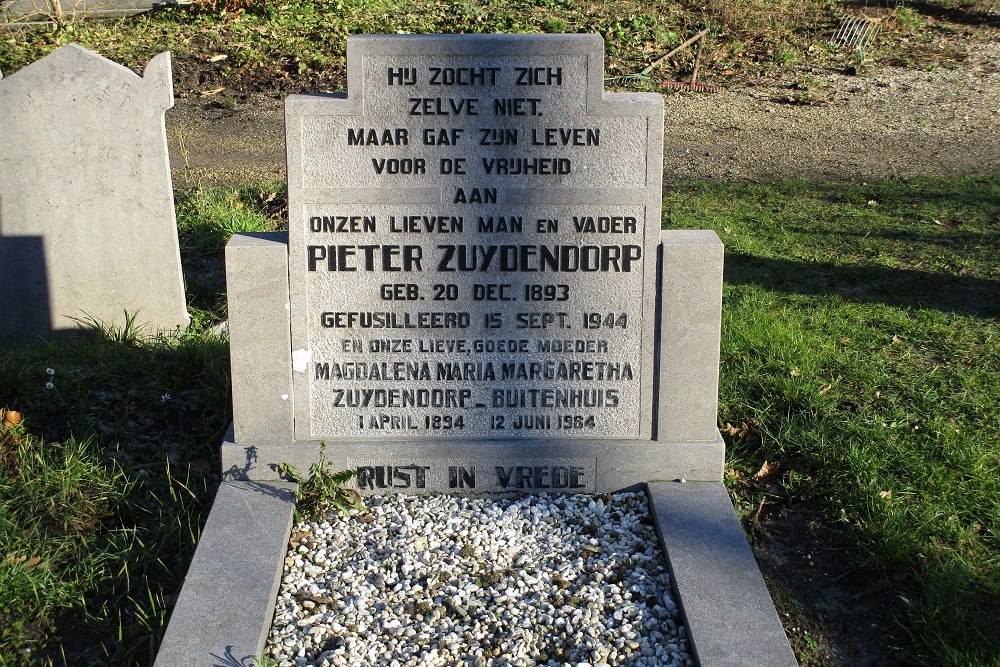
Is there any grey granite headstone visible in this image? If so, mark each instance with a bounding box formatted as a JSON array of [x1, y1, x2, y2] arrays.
[[0, 44, 189, 341], [1, 0, 171, 24], [286, 34, 663, 442], [223, 34, 725, 491]]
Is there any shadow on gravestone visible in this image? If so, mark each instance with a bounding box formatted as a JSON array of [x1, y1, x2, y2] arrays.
[[0, 231, 51, 337], [0, 44, 189, 343], [0, 186, 53, 336]]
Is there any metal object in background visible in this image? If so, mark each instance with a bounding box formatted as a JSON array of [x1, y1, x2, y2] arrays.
[[640, 28, 711, 78], [832, 15, 882, 51], [661, 80, 720, 93]]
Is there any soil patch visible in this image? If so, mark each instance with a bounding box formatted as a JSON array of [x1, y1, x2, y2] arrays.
[[166, 40, 1000, 186], [749, 501, 913, 667]]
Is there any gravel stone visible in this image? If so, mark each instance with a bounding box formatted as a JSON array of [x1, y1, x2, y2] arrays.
[[267, 493, 693, 667]]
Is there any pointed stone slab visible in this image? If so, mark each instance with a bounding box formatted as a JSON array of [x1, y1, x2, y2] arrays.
[[0, 44, 188, 341]]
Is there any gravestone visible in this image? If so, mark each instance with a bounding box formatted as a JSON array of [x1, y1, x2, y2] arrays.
[[221, 34, 725, 491], [157, 34, 797, 667], [0, 44, 189, 341]]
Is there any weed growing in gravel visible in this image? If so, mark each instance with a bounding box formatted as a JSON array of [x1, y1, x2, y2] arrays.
[[278, 443, 367, 522]]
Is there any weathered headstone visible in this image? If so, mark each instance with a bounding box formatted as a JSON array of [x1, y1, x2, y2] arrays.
[[0, 44, 189, 341], [222, 34, 725, 491]]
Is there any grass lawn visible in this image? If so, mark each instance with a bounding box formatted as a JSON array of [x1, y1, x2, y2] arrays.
[[667, 175, 999, 666], [0, 174, 996, 665], [2, 0, 997, 663]]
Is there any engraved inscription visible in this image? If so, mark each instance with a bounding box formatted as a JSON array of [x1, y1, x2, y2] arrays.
[[287, 36, 663, 440]]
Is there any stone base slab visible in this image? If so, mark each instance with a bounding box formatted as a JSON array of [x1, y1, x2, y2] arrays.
[[221, 425, 725, 491], [648, 481, 799, 667]]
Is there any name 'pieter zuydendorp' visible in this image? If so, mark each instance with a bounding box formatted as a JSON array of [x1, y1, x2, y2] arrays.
[[306, 243, 643, 272]]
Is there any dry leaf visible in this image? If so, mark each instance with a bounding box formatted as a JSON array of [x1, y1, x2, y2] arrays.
[[309, 594, 336, 605], [3, 409, 21, 427], [891, 335, 902, 344], [790, 368, 801, 377], [199, 87, 225, 97], [721, 422, 747, 437], [754, 460, 784, 481], [867, 199, 878, 207], [288, 528, 311, 545], [879, 490, 892, 500], [819, 383, 833, 395], [3, 554, 41, 567], [208, 54, 228, 62]]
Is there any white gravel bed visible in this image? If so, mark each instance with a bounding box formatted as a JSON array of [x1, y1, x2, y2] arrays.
[[267, 492, 693, 667]]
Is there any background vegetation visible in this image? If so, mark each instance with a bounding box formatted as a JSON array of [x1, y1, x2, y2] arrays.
[[3, 0, 991, 97]]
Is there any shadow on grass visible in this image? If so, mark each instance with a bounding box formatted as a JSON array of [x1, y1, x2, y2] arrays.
[[0, 328, 230, 666], [841, 0, 1000, 28], [725, 252, 1000, 318], [785, 225, 1000, 254]]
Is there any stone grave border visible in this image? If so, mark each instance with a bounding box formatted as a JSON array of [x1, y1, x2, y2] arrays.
[[155, 34, 796, 666], [154, 480, 797, 666]]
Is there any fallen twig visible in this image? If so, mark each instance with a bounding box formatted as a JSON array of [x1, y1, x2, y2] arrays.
[[640, 29, 709, 77]]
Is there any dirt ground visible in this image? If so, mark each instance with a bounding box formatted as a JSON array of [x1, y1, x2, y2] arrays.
[[161, 28, 998, 667], [165, 40, 1000, 187]]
